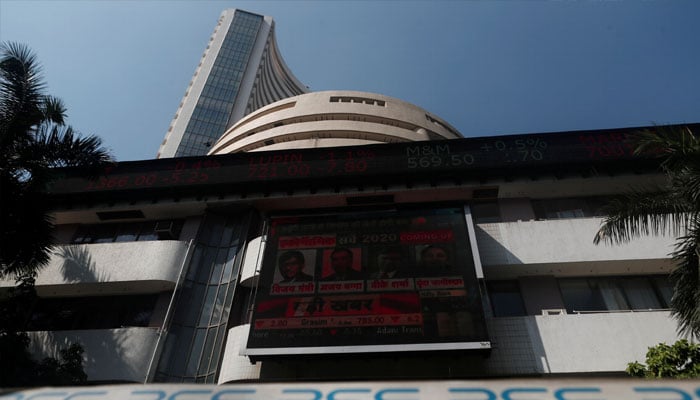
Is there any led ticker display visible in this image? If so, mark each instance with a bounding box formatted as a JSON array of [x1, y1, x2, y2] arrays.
[[45, 126, 663, 196], [243, 208, 490, 357]]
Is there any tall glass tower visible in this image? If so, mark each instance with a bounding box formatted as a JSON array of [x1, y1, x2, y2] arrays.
[[157, 9, 308, 158]]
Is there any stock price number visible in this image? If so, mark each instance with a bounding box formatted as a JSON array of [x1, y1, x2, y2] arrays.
[[480, 138, 548, 163], [321, 149, 375, 174], [85, 175, 136, 190], [407, 154, 475, 169], [248, 163, 312, 179], [356, 316, 385, 325], [160, 159, 218, 185], [578, 132, 633, 159], [84, 171, 208, 190]]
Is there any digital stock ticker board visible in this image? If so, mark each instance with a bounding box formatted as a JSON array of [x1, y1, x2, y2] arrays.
[[46, 127, 652, 197]]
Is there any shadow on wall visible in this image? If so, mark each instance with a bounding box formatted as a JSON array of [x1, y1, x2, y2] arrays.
[[28, 328, 148, 382], [28, 245, 153, 382], [474, 225, 523, 266], [471, 226, 549, 375], [56, 245, 109, 283]]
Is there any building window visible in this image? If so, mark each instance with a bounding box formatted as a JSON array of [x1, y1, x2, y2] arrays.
[[72, 220, 184, 244], [471, 202, 501, 223], [329, 96, 386, 106], [22, 294, 162, 331], [531, 197, 608, 220], [650, 275, 673, 306], [558, 275, 671, 313], [487, 280, 526, 317]]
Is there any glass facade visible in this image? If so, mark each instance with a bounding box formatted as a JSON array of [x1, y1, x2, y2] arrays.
[[174, 11, 263, 157], [154, 211, 252, 383]]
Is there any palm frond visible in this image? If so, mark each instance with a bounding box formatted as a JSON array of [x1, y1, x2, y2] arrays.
[[40, 95, 66, 126], [596, 125, 700, 338], [0, 173, 53, 278], [0, 42, 46, 98], [671, 166, 700, 206], [634, 126, 700, 174], [0, 43, 112, 281], [24, 124, 113, 175], [594, 190, 693, 245], [669, 217, 700, 338], [0, 42, 46, 131]]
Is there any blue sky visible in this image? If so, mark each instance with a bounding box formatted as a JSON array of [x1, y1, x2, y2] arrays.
[[1, 0, 699, 161]]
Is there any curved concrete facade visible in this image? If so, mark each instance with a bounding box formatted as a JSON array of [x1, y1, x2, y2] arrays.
[[218, 324, 261, 383], [209, 91, 462, 154], [244, 29, 308, 117], [240, 236, 263, 286]]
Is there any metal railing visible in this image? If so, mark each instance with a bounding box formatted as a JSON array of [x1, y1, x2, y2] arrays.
[[571, 308, 671, 314]]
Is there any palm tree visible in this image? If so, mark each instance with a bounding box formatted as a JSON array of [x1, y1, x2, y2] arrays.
[[594, 125, 700, 337], [0, 42, 113, 278]]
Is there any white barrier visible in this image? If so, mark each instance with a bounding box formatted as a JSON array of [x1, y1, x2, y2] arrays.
[[2, 379, 700, 400]]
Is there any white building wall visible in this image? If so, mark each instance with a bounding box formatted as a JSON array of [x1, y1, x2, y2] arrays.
[[0, 241, 189, 295], [484, 311, 681, 375], [474, 214, 681, 375], [28, 327, 159, 383], [218, 324, 261, 383], [476, 218, 675, 274], [240, 236, 263, 285]]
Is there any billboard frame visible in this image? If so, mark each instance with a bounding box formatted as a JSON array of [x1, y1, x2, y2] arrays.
[[241, 204, 492, 359]]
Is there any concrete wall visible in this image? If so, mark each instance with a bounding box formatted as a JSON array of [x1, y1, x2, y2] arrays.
[[0, 241, 189, 295], [240, 236, 263, 285], [27, 327, 159, 383], [218, 324, 261, 383], [475, 218, 674, 271], [484, 311, 681, 375]]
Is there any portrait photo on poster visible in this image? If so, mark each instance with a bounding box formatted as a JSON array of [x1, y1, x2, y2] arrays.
[[273, 249, 317, 283]]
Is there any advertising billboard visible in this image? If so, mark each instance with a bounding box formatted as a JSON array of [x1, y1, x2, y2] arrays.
[[243, 207, 490, 356]]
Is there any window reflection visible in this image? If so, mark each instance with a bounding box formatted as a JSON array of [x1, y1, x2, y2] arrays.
[[559, 275, 670, 313]]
